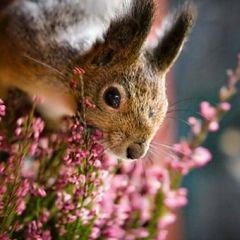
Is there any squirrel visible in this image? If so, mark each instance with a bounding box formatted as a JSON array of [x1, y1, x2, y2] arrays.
[[0, 0, 196, 160]]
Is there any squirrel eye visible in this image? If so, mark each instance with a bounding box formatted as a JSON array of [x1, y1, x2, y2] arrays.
[[103, 87, 121, 109]]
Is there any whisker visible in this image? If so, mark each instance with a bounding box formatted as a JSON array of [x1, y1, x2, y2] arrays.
[[143, 152, 155, 167], [149, 148, 176, 163], [151, 141, 187, 157], [148, 148, 165, 159], [167, 109, 199, 114], [150, 142, 177, 159], [151, 142, 176, 151], [24, 54, 68, 78], [165, 115, 191, 126], [168, 96, 197, 108]]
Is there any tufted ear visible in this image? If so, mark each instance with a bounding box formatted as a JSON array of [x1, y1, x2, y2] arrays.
[[91, 0, 155, 67], [150, 3, 196, 73]]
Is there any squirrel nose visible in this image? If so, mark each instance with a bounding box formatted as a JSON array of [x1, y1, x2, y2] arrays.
[[126, 142, 146, 159]]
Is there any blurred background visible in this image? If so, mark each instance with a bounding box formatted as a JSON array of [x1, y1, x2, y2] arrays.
[[155, 0, 240, 239]]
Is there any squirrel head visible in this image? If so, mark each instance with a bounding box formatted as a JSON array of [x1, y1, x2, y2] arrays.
[[74, 0, 196, 160]]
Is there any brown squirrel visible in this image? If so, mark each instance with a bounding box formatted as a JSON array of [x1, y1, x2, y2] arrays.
[[0, 0, 196, 160]]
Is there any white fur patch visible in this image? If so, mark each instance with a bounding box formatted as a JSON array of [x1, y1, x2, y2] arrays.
[[13, 0, 132, 53], [54, 0, 132, 53]]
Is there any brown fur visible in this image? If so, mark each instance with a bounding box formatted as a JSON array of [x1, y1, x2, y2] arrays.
[[0, 0, 196, 160]]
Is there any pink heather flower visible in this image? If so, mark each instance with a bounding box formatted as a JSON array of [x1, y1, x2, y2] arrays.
[[0, 234, 9, 240], [191, 147, 212, 167], [15, 221, 24, 232], [32, 94, 45, 104], [32, 118, 45, 139], [31, 183, 47, 197], [132, 195, 151, 223], [173, 141, 192, 156], [73, 67, 85, 75], [42, 230, 51, 240], [164, 188, 188, 209], [90, 227, 101, 239], [16, 179, 30, 197], [103, 225, 125, 238], [200, 101, 216, 120], [0, 100, 6, 116], [131, 228, 149, 238], [158, 213, 176, 229], [16, 198, 27, 215], [70, 79, 77, 89], [38, 137, 49, 149], [141, 168, 166, 195], [188, 116, 201, 135], [220, 102, 231, 111], [29, 142, 38, 156], [0, 185, 6, 195], [15, 127, 22, 136], [16, 117, 24, 126], [39, 209, 50, 223], [85, 99, 96, 108], [208, 120, 219, 132], [155, 230, 168, 240], [66, 214, 77, 223], [94, 159, 102, 168], [24, 220, 43, 239]]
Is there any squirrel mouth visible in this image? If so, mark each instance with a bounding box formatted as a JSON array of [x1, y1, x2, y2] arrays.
[[98, 136, 149, 161]]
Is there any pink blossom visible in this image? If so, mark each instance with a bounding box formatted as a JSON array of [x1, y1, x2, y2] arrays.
[[174, 141, 192, 156], [31, 183, 47, 197], [42, 230, 52, 240], [32, 94, 45, 104], [16, 198, 26, 215], [220, 102, 231, 111], [90, 227, 101, 239], [39, 209, 50, 223], [73, 67, 85, 75], [200, 101, 216, 120], [0, 234, 9, 240], [155, 230, 168, 240], [15, 127, 22, 136], [192, 147, 212, 167], [94, 159, 102, 168], [85, 99, 96, 108], [70, 79, 77, 89], [0, 99, 6, 116], [16, 179, 30, 197], [66, 214, 77, 223], [158, 213, 176, 229], [16, 117, 24, 126], [103, 225, 125, 238], [0, 185, 6, 195], [164, 188, 188, 209], [208, 120, 219, 132], [128, 228, 149, 238], [188, 116, 201, 135]]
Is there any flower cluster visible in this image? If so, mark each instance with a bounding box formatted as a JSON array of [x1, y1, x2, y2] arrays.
[[0, 56, 239, 239]]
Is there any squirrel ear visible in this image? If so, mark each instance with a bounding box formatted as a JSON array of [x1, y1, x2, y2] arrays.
[[150, 3, 196, 73], [91, 0, 155, 67], [91, 18, 141, 66]]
